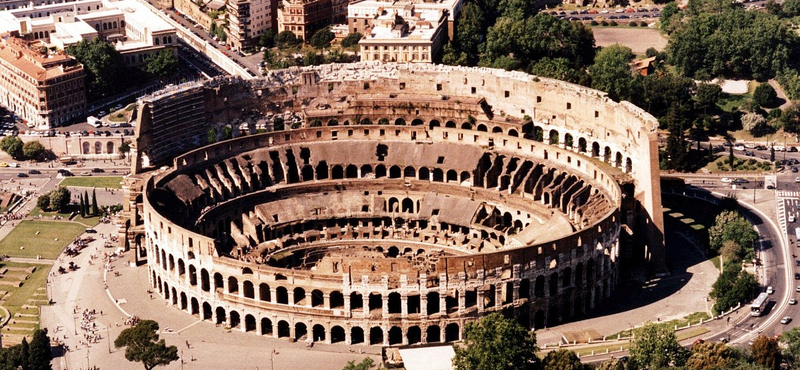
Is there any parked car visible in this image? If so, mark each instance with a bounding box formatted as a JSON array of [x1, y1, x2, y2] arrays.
[[27, 169, 40, 174], [782, 316, 793, 324]]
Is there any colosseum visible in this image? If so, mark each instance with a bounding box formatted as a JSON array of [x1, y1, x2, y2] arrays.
[[119, 62, 664, 346]]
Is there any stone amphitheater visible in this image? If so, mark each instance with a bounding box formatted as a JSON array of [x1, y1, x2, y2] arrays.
[[119, 62, 665, 346]]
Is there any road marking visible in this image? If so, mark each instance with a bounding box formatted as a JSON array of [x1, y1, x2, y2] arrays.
[[162, 319, 203, 335]]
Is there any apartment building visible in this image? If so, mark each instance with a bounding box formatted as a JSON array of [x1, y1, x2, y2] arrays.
[[227, 0, 274, 51], [355, 3, 448, 63], [0, 33, 85, 129]]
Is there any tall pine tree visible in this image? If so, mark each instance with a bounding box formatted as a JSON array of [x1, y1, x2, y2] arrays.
[[83, 191, 90, 215], [79, 196, 85, 217], [91, 188, 99, 215]]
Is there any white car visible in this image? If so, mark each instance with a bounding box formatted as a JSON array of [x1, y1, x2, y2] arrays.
[[721, 177, 733, 183], [796, 177, 800, 183], [782, 316, 793, 324], [790, 299, 797, 305], [768, 286, 775, 294], [790, 215, 796, 223], [734, 145, 745, 151]]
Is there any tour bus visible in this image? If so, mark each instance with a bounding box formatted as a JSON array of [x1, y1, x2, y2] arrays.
[[796, 227, 800, 243], [751, 292, 769, 316]]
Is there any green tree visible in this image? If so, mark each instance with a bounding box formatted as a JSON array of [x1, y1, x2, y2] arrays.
[[65, 38, 126, 99], [780, 104, 800, 134], [750, 335, 781, 370], [114, 320, 179, 370], [207, 127, 217, 143], [663, 103, 690, 171], [541, 349, 584, 370], [22, 141, 45, 160], [695, 83, 723, 113], [638, 73, 695, 118], [451, 1, 485, 65], [529, 58, 588, 85], [258, 29, 276, 48], [119, 140, 131, 154], [686, 341, 739, 370], [309, 28, 335, 48], [340, 33, 363, 49], [779, 327, 800, 363], [753, 83, 778, 108], [742, 112, 768, 136], [784, 0, 800, 17], [48, 187, 70, 213], [590, 44, 635, 102], [341, 357, 374, 370], [628, 322, 689, 369], [83, 191, 90, 216], [660, 2, 682, 33], [765, 0, 783, 16], [0, 136, 23, 159], [452, 313, 538, 370], [144, 50, 178, 79], [36, 193, 51, 211], [79, 196, 85, 217], [303, 50, 324, 66], [708, 210, 758, 253], [275, 31, 301, 49], [91, 188, 98, 215], [28, 329, 52, 370]]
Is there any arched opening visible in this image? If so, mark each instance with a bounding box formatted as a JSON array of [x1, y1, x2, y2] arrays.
[[592, 142, 600, 157], [535, 276, 545, 298], [395, 118, 406, 125], [549, 130, 559, 145], [375, 165, 386, 178], [276, 287, 288, 304], [177, 259, 185, 276], [346, 165, 358, 178], [578, 138, 587, 153], [227, 276, 239, 294], [519, 279, 530, 300], [446, 170, 457, 182], [294, 287, 306, 305], [180, 292, 187, 310], [477, 124, 487, 132], [492, 126, 503, 133], [445, 121, 456, 128], [615, 152, 623, 167], [350, 292, 363, 311], [351, 327, 365, 344], [418, 167, 430, 181], [360, 118, 372, 125], [295, 323, 308, 340], [402, 198, 414, 213], [461, 122, 472, 130], [427, 292, 440, 314], [330, 291, 345, 308], [213, 273, 223, 292], [202, 302, 212, 320], [407, 326, 421, 344], [534, 310, 545, 329], [332, 165, 344, 179], [626, 158, 633, 173], [429, 120, 441, 129], [564, 133, 573, 148], [389, 327, 403, 345], [189, 265, 197, 286], [426, 326, 441, 343], [361, 164, 373, 177], [445, 323, 459, 342], [508, 129, 518, 137], [331, 326, 346, 343], [311, 289, 324, 307], [259, 283, 271, 301], [549, 273, 559, 297], [277, 321, 290, 338], [261, 318, 273, 335], [604, 147, 611, 162], [369, 327, 384, 345], [313, 324, 326, 341], [432, 169, 444, 182], [404, 166, 416, 178], [389, 165, 401, 178], [191, 298, 199, 315], [215, 307, 226, 325], [368, 293, 382, 312], [244, 314, 256, 332], [316, 161, 329, 179], [388, 292, 401, 314], [411, 119, 424, 126]]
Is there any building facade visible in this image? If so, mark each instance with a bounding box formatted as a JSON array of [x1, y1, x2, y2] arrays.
[[0, 33, 85, 129], [227, 0, 274, 51]]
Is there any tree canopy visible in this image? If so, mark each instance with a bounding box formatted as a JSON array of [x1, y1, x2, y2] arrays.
[[0, 136, 23, 159], [628, 322, 689, 369], [114, 320, 179, 370], [0, 329, 52, 370], [667, 8, 800, 80], [590, 44, 636, 102], [452, 313, 538, 370], [750, 335, 781, 369], [144, 50, 178, 79], [310, 28, 335, 48], [22, 141, 45, 160], [65, 38, 126, 99]]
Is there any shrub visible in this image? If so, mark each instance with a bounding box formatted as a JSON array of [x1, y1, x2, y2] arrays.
[[609, 20, 618, 26], [640, 21, 648, 27], [601, 20, 608, 26], [629, 21, 638, 27], [753, 83, 778, 108], [590, 20, 599, 26]]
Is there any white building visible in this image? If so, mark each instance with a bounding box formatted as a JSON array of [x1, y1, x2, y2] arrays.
[[0, 0, 177, 66], [355, 3, 448, 63]]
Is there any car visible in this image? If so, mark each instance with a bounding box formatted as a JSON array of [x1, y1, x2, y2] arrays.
[[16, 173, 27, 177], [723, 141, 732, 146], [796, 260, 800, 266], [791, 146, 799, 152], [91, 168, 105, 173], [796, 177, 800, 183], [794, 272, 799, 280], [795, 285, 800, 292], [769, 286, 775, 294], [85, 228, 97, 233], [721, 177, 733, 183], [793, 166, 798, 173], [97, 111, 106, 117], [80, 171, 92, 176], [744, 151, 755, 156], [718, 337, 729, 343], [734, 145, 746, 151], [733, 178, 749, 184], [27, 169, 40, 174], [791, 299, 798, 305], [783, 316, 793, 324]]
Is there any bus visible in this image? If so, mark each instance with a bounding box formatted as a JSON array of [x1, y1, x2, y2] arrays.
[[796, 227, 800, 244], [751, 292, 769, 316]]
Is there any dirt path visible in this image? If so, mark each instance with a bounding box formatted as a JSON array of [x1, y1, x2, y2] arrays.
[[593, 27, 668, 54]]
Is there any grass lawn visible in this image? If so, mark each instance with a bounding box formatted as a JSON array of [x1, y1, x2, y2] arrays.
[[1, 261, 49, 324], [28, 206, 99, 227], [0, 220, 85, 259], [59, 176, 123, 189]]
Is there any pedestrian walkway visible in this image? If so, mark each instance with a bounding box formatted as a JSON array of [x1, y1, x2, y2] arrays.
[[777, 191, 800, 198]]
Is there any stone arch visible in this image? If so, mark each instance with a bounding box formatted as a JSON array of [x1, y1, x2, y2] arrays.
[[177, 259, 185, 276], [311, 289, 324, 307], [519, 278, 530, 299], [331, 326, 345, 343], [534, 310, 545, 329], [446, 170, 458, 182], [243, 281, 254, 299], [313, 324, 326, 341], [360, 118, 372, 125], [395, 118, 406, 125], [549, 130, 559, 145], [432, 168, 444, 182], [350, 292, 363, 311], [331, 165, 344, 179], [426, 325, 441, 343], [578, 137, 587, 153], [418, 167, 430, 180], [94, 141, 102, 154], [368, 293, 383, 312], [604, 146, 611, 162], [592, 142, 600, 157], [351, 327, 365, 344], [201, 269, 210, 291], [330, 291, 344, 308], [626, 157, 633, 173], [508, 129, 518, 137], [369, 327, 383, 345], [261, 318, 273, 335], [411, 118, 424, 126], [215, 307, 226, 324], [276, 287, 289, 304], [407, 326, 421, 344], [346, 164, 358, 178], [244, 314, 256, 332], [404, 166, 416, 178], [228, 276, 239, 294], [492, 126, 503, 133], [477, 124, 488, 132], [190, 297, 199, 315], [427, 292, 440, 314], [277, 321, 290, 338], [445, 121, 456, 128], [213, 273, 223, 291], [535, 275, 545, 298], [429, 120, 441, 129], [168, 255, 175, 271], [615, 152, 623, 167], [327, 119, 339, 126], [294, 287, 306, 305], [375, 164, 386, 178], [388, 292, 401, 314], [461, 122, 472, 130], [389, 326, 403, 345], [106, 141, 114, 154], [549, 272, 559, 296], [179, 291, 186, 309], [445, 323, 459, 342], [202, 302, 212, 320], [259, 283, 271, 301], [316, 161, 329, 180], [389, 165, 401, 178], [564, 133, 573, 148], [402, 198, 414, 213], [360, 164, 373, 177]]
